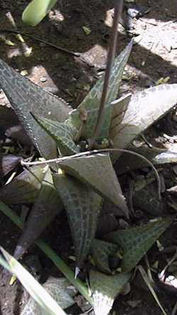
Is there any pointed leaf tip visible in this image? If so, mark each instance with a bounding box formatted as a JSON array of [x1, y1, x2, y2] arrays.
[[60, 153, 128, 216], [67, 41, 133, 140], [111, 84, 177, 155], [53, 173, 102, 266], [0, 58, 70, 159], [14, 169, 62, 259], [106, 217, 172, 272], [33, 115, 79, 155]]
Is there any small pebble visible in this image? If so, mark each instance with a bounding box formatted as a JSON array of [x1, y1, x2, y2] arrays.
[[40, 77, 47, 83]]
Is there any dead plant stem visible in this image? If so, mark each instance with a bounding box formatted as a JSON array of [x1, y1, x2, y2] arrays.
[[89, 0, 123, 148], [21, 147, 161, 200]]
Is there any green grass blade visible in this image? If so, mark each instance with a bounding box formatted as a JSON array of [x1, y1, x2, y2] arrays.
[[21, 277, 75, 314], [138, 265, 167, 315], [0, 246, 66, 315], [0, 201, 92, 305]]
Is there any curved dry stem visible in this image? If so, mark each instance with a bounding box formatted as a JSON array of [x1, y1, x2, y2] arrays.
[[21, 147, 162, 200]]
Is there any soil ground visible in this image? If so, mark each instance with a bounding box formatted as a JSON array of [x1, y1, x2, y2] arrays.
[[0, 0, 177, 314]]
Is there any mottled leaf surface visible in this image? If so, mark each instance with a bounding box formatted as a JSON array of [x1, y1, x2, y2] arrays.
[[111, 84, 177, 153], [67, 41, 133, 140], [90, 270, 131, 315], [0, 59, 71, 159], [53, 173, 102, 266], [91, 239, 118, 273], [21, 277, 75, 315], [60, 153, 128, 215], [14, 169, 62, 259], [33, 115, 79, 155], [0, 165, 45, 204], [106, 218, 172, 272]]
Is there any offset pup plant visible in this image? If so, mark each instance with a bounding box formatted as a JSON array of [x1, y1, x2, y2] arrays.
[[0, 2, 177, 314]]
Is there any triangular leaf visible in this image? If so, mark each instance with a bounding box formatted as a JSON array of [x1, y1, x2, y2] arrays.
[[110, 84, 177, 153], [91, 239, 118, 273], [90, 270, 131, 315], [0, 165, 46, 204], [0, 59, 71, 159], [21, 277, 75, 314], [33, 115, 79, 155], [105, 218, 172, 272], [67, 41, 133, 140], [59, 153, 128, 216], [53, 172, 102, 267], [14, 169, 62, 259]]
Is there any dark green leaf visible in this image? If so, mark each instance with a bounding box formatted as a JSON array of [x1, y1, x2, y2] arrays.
[[0, 59, 71, 159], [53, 172, 102, 267], [91, 239, 118, 273], [60, 153, 128, 216], [105, 218, 172, 272], [14, 169, 62, 259], [33, 115, 79, 155], [67, 41, 133, 140], [90, 270, 131, 315]]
